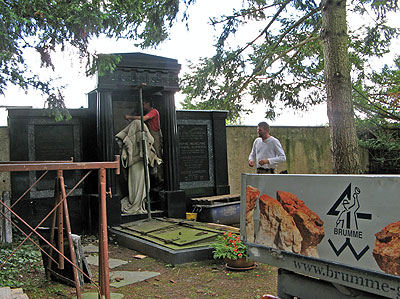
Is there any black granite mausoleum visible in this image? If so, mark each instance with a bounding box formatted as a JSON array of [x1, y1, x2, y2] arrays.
[[7, 53, 230, 233]]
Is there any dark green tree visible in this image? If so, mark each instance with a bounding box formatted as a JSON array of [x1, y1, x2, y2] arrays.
[[180, 0, 399, 173], [0, 0, 193, 119], [354, 56, 400, 173]]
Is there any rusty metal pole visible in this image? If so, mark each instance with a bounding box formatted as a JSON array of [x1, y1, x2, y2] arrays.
[[0, 158, 120, 298], [59, 175, 81, 299], [98, 174, 104, 297], [48, 174, 61, 278], [99, 167, 110, 299], [138, 84, 152, 220], [57, 170, 64, 269]]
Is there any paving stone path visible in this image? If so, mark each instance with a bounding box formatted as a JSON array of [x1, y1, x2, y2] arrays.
[[78, 243, 160, 298]]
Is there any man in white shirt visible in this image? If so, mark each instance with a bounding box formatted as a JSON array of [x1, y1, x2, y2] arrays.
[[248, 122, 286, 174]]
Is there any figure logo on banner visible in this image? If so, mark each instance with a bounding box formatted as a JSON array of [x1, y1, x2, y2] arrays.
[[327, 184, 372, 261]]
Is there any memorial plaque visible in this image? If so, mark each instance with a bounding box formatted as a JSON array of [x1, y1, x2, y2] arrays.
[[178, 124, 209, 182], [28, 119, 82, 197], [177, 119, 215, 190]]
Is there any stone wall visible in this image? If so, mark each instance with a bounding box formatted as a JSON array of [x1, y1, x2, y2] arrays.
[[226, 125, 334, 194], [0, 127, 10, 193], [0, 123, 368, 197]]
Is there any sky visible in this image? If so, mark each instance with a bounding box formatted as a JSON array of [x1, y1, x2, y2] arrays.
[[1, 0, 396, 127]]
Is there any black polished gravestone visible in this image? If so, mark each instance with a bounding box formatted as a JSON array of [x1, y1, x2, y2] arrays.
[[86, 53, 186, 219], [7, 108, 88, 233], [176, 110, 230, 198]]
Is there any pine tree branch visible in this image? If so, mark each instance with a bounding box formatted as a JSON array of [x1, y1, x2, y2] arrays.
[[237, 34, 319, 95], [232, 0, 292, 58], [210, 3, 279, 26], [353, 85, 400, 121]]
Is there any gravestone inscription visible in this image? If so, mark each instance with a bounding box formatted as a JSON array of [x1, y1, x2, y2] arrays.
[[176, 110, 230, 198], [178, 124, 209, 182], [177, 118, 215, 193]]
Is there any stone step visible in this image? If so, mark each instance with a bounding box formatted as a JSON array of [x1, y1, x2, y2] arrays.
[[0, 287, 29, 299]]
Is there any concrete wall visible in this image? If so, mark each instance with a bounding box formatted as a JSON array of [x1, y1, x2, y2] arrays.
[[0, 127, 10, 193], [0, 123, 368, 197], [226, 125, 334, 194]]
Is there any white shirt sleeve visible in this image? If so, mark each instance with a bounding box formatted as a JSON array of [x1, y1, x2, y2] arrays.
[[248, 139, 257, 162]]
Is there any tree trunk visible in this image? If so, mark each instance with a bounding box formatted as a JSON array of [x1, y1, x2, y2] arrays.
[[320, 0, 361, 174]]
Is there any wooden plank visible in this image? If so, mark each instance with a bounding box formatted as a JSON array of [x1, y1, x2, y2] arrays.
[[190, 193, 240, 202]]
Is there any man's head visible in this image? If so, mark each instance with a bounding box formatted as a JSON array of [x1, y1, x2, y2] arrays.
[[143, 100, 153, 112], [257, 122, 270, 139]]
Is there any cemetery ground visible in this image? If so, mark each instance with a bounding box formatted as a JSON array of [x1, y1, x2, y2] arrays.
[[1, 235, 278, 299]]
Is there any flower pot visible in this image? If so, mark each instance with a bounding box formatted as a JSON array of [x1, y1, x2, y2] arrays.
[[225, 257, 255, 271]]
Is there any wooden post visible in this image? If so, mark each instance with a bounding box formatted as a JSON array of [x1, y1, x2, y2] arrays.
[[2, 191, 12, 243]]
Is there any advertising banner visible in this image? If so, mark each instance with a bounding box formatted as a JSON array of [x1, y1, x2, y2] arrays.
[[241, 174, 400, 298]]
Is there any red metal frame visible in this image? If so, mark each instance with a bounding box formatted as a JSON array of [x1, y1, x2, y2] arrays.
[[0, 156, 120, 299]]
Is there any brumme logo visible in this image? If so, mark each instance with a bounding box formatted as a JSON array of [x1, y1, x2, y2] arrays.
[[327, 184, 372, 261]]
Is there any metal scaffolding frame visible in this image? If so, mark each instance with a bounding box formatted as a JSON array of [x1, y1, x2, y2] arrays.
[[0, 156, 120, 299]]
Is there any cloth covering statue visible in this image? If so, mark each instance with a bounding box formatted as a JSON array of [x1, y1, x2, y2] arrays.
[[115, 119, 162, 214], [124, 100, 163, 184]]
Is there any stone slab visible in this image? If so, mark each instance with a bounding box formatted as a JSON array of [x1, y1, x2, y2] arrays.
[[0, 287, 11, 298], [110, 271, 160, 288], [86, 255, 128, 269], [82, 244, 99, 254]]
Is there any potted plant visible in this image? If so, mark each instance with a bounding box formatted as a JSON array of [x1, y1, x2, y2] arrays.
[[212, 232, 254, 270]]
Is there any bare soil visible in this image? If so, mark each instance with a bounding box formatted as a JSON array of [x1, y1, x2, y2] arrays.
[[23, 238, 278, 299]]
